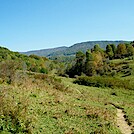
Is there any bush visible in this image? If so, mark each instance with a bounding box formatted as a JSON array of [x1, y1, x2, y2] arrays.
[[40, 67, 48, 74], [0, 60, 18, 84], [0, 88, 34, 133], [34, 74, 65, 91], [74, 76, 134, 90]]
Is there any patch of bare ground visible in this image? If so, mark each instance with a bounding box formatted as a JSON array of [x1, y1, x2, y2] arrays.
[[116, 108, 132, 134]]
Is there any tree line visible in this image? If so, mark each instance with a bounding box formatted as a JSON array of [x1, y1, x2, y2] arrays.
[[66, 42, 134, 77]]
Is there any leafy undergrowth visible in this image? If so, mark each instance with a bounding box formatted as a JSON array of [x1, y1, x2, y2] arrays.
[[74, 76, 134, 90], [0, 73, 133, 133]]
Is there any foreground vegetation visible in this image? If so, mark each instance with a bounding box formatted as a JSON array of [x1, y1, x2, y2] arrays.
[[0, 72, 134, 134]]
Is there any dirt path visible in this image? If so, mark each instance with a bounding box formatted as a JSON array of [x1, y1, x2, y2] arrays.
[[116, 108, 132, 134]]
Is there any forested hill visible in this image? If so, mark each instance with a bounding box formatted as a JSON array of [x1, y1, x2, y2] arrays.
[[23, 41, 130, 57], [22, 46, 68, 57], [0, 46, 49, 74]]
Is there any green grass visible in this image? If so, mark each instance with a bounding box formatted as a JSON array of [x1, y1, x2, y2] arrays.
[[0, 72, 134, 133], [63, 77, 134, 132]]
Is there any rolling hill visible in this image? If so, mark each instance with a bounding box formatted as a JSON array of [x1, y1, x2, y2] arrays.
[[23, 41, 130, 57], [22, 46, 68, 57]]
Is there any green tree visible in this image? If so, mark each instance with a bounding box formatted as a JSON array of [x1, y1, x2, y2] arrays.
[[85, 49, 93, 61], [126, 44, 134, 56], [94, 44, 101, 52], [75, 51, 85, 76], [116, 44, 127, 58], [106, 45, 114, 59], [84, 50, 96, 76], [93, 44, 105, 58], [66, 51, 85, 77], [110, 44, 116, 55], [130, 41, 134, 47]]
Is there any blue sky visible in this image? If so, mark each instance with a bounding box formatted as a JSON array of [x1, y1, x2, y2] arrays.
[[0, 0, 134, 51]]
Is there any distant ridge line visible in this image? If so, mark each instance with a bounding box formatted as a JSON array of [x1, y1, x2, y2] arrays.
[[22, 40, 130, 57]]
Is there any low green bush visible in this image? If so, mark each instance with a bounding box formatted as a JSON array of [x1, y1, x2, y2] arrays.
[[0, 88, 34, 134], [34, 74, 65, 91], [74, 76, 134, 90]]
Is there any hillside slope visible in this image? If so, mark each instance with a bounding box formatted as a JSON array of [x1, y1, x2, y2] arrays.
[[0, 46, 48, 74], [23, 41, 129, 57], [22, 46, 68, 57]]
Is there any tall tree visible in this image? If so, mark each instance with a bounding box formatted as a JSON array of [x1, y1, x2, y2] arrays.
[[74, 51, 85, 76], [126, 44, 134, 56], [94, 44, 101, 52], [92, 51, 103, 69], [84, 50, 95, 76], [106, 44, 114, 59], [93, 44, 105, 58], [110, 44, 116, 55], [116, 44, 127, 58], [85, 49, 93, 61]]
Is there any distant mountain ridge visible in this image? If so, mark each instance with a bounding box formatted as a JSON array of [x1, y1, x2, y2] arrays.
[[23, 41, 130, 57], [22, 46, 68, 57]]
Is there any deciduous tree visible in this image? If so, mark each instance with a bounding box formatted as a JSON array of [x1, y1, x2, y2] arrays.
[[106, 44, 114, 59], [116, 44, 127, 58]]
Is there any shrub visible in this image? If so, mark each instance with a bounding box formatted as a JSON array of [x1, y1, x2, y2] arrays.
[[74, 76, 134, 90], [40, 67, 48, 74], [0, 88, 34, 133], [34, 74, 65, 91], [0, 60, 18, 84]]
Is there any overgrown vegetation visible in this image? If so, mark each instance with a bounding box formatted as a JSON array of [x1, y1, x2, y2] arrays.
[[74, 76, 134, 90]]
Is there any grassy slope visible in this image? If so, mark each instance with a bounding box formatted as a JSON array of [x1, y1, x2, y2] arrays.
[[0, 75, 116, 133], [1, 58, 134, 134], [61, 77, 134, 133], [1, 72, 133, 134]]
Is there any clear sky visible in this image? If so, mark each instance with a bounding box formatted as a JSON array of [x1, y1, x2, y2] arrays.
[[0, 0, 134, 51]]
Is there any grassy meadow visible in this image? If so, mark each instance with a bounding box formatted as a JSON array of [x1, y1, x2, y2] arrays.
[[0, 62, 134, 134]]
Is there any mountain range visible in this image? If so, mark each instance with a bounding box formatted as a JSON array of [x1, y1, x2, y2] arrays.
[[23, 41, 130, 57]]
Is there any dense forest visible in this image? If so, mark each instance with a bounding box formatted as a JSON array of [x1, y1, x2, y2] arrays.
[[0, 41, 134, 133]]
